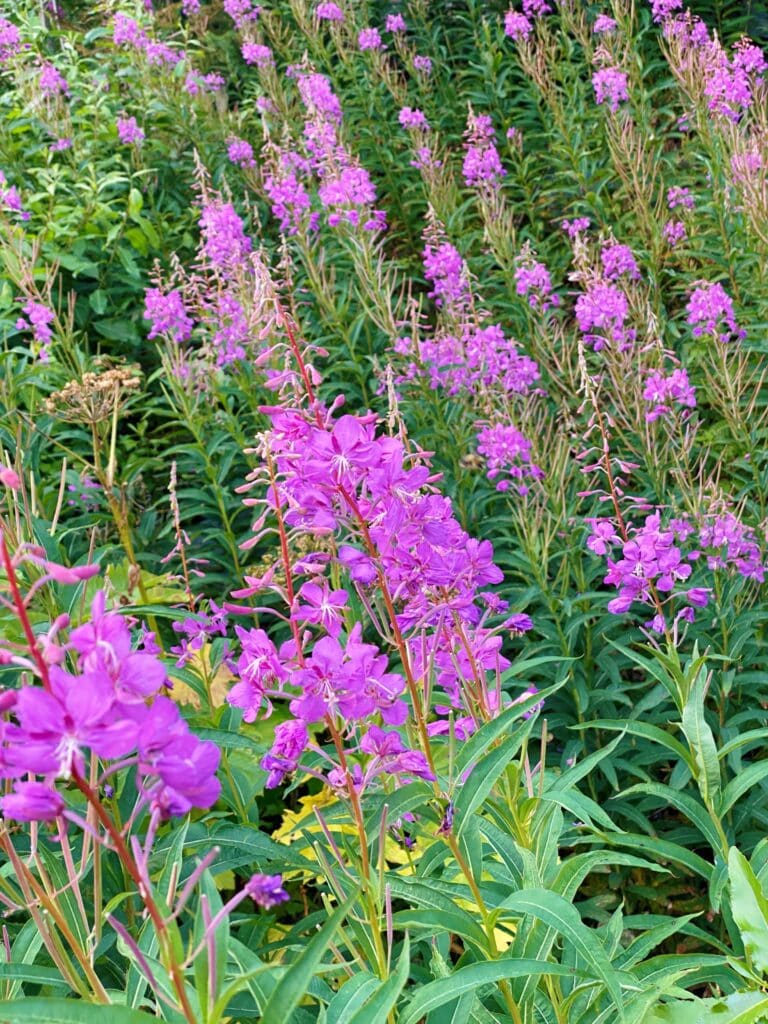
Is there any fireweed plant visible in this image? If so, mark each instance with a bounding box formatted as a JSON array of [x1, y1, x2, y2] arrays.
[[4, 0, 768, 1020]]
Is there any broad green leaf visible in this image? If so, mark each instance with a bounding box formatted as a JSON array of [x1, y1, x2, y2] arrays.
[[681, 666, 720, 809], [0, 1001, 159, 1023], [399, 958, 580, 1024], [729, 848, 768, 976], [501, 889, 625, 1016]]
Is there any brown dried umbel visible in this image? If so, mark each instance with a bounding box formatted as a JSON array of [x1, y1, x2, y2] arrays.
[[45, 365, 142, 425]]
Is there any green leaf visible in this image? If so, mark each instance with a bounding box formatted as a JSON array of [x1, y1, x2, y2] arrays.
[[454, 718, 534, 837], [643, 991, 768, 1023], [501, 889, 626, 1016], [399, 958, 580, 1024], [0, 1001, 159, 1023], [346, 936, 410, 1023], [681, 665, 720, 809], [729, 848, 768, 976], [260, 895, 356, 1021]]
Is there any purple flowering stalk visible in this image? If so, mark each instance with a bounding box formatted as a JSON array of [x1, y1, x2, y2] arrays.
[[0, 532, 288, 1017]]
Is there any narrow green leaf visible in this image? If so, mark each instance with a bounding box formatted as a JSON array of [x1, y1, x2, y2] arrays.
[[681, 667, 720, 809], [0, 1001, 158, 1023], [729, 848, 768, 976]]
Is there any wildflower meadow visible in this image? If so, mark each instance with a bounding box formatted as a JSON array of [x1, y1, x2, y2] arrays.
[[2, 0, 768, 1020]]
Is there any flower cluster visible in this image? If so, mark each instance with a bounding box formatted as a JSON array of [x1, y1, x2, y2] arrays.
[[515, 256, 559, 310], [575, 282, 636, 351], [462, 113, 505, 192], [476, 422, 544, 494], [686, 282, 745, 343], [601, 242, 641, 281], [0, 580, 221, 821], [643, 368, 696, 422], [16, 299, 55, 362], [144, 288, 195, 343], [117, 116, 144, 145], [504, 10, 532, 43], [592, 67, 629, 113]]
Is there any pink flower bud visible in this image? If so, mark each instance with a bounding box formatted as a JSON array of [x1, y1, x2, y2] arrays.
[[0, 467, 21, 489]]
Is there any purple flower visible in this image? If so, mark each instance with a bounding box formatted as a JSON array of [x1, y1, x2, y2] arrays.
[[593, 14, 617, 34], [16, 300, 54, 361], [601, 242, 640, 281], [413, 54, 432, 74], [515, 259, 559, 310], [667, 186, 694, 210], [504, 11, 532, 41], [643, 368, 696, 422], [562, 217, 590, 238], [664, 220, 686, 246], [593, 67, 629, 112], [358, 27, 383, 51], [113, 13, 146, 46], [476, 422, 544, 494], [0, 17, 22, 62], [385, 13, 407, 32], [262, 720, 308, 787], [700, 513, 765, 581], [1, 782, 64, 822], [650, 0, 683, 20], [223, 0, 260, 28], [117, 116, 144, 145], [292, 581, 348, 637], [228, 627, 286, 721], [423, 241, 469, 308], [39, 63, 69, 96], [463, 114, 505, 190], [0, 172, 27, 220], [399, 107, 429, 130], [587, 520, 621, 555], [227, 137, 256, 168], [575, 282, 635, 350], [138, 702, 221, 815], [245, 873, 289, 909], [315, 1, 344, 20], [686, 282, 745, 343], [144, 288, 194, 343], [507, 613, 534, 634], [241, 42, 273, 66], [199, 202, 252, 269]]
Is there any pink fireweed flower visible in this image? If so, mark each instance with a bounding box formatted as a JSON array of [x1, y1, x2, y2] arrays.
[[523, 0, 551, 13], [39, 63, 68, 96], [575, 282, 635, 350], [463, 113, 505, 190], [686, 282, 745, 343], [113, 12, 146, 46], [265, 152, 316, 235], [515, 258, 559, 310], [413, 54, 432, 74], [0, 466, 21, 489], [0, 171, 28, 219], [601, 242, 640, 281], [16, 300, 55, 361], [399, 107, 429, 130], [297, 71, 342, 122], [650, 0, 683, 21], [423, 241, 469, 308], [319, 165, 386, 232], [0, 18, 21, 62], [643, 368, 696, 422], [562, 217, 590, 237], [593, 14, 617, 34], [663, 220, 686, 246], [245, 874, 289, 909], [1, 782, 65, 822], [241, 42, 273, 66], [261, 720, 308, 787], [667, 185, 694, 210], [227, 627, 286, 721], [385, 13, 407, 32], [49, 138, 73, 153], [199, 202, 252, 268], [587, 519, 621, 556], [476, 422, 544, 494], [223, 0, 260, 27], [227, 137, 256, 168], [291, 581, 348, 637], [182, 0, 200, 13], [700, 513, 765, 582], [315, 1, 344, 20], [144, 288, 194, 343], [593, 66, 629, 112], [116, 116, 144, 145], [211, 294, 249, 366], [358, 27, 383, 50], [504, 10, 532, 41], [144, 41, 183, 67]]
